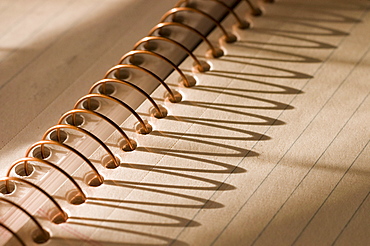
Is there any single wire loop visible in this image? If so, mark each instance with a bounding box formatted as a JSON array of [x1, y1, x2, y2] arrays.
[[43, 124, 120, 168], [105, 64, 182, 103], [175, 0, 250, 29], [161, 7, 237, 43], [0, 223, 25, 246], [74, 94, 151, 135], [90, 78, 167, 118], [133, 36, 209, 72], [0, 176, 68, 224], [59, 108, 136, 150], [244, 0, 263, 16], [25, 140, 104, 186], [149, 22, 224, 58], [120, 50, 193, 87], [6, 157, 87, 205], [0, 197, 50, 243]]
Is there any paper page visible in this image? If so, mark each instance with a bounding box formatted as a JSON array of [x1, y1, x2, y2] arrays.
[[1, 0, 369, 245]]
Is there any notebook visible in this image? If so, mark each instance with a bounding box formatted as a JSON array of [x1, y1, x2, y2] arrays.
[[1, 0, 369, 245]]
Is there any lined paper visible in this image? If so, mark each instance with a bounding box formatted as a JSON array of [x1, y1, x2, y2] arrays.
[[172, 1, 370, 245], [173, 0, 369, 245], [1, 0, 369, 245]]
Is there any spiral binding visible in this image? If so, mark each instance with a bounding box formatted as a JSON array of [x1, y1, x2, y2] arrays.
[[0, 0, 273, 244]]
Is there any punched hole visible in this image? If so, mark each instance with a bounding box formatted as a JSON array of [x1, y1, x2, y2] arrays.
[[48, 208, 68, 224], [98, 84, 116, 96], [114, 69, 130, 80], [211, 47, 224, 58], [135, 122, 152, 135], [143, 41, 158, 51], [82, 98, 100, 111], [32, 229, 50, 244], [238, 20, 250, 29], [15, 163, 34, 177], [252, 7, 263, 17], [158, 28, 172, 38], [84, 171, 104, 186], [32, 146, 51, 160], [65, 114, 84, 127], [224, 33, 238, 43], [179, 74, 196, 87], [101, 155, 121, 169], [66, 189, 86, 205], [184, 1, 197, 8], [150, 105, 168, 118], [120, 138, 137, 152], [194, 60, 211, 72], [49, 129, 68, 143], [0, 182, 16, 195], [172, 14, 185, 23], [129, 55, 145, 66], [166, 90, 182, 103]]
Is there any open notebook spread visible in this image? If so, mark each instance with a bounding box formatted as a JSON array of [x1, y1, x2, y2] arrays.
[[0, 0, 369, 245]]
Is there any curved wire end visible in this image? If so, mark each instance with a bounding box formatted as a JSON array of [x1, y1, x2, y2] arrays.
[[85, 172, 105, 186], [224, 33, 238, 43], [151, 105, 168, 118], [31, 229, 50, 244], [66, 189, 87, 205], [179, 74, 197, 88], [252, 7, 263, 16], [167, 90, 182, 103], [122, 138, 138, 152], [244, 0, 263, 16], [211, 47, 224, 58], [135, 122, 152, 135], [194, 60, 211, 73], [238, 20, 250, 30], [49, 208, 68, 224]]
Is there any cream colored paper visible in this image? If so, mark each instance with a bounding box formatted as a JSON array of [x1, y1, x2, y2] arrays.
[[1, 0, 369, 245]]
